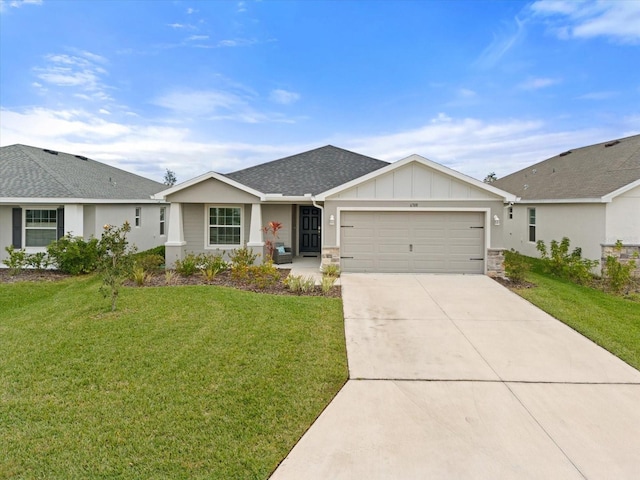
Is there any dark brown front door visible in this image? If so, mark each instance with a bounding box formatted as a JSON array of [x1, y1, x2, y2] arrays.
[[299, 206, 321, 253]]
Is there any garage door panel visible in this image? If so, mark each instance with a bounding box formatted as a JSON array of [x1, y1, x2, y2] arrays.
[[341, 211, 485, 274]]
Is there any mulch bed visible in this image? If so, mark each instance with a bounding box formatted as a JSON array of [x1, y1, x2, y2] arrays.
[[1, 268, 341, 298], [492, 276, 536, 289]]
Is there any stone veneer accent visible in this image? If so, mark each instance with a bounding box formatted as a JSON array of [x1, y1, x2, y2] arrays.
[[321, 247, 341, 272], [486, 248, 506, 278], [601, 244, 640, 278]]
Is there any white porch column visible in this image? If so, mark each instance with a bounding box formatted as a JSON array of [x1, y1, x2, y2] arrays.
[[165, 202, 185, 268], [63, 204, 84, 237], [246, 203, 265, 249]]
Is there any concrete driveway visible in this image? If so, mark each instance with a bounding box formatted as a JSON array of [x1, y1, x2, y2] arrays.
[[271, 274, 640, 479]]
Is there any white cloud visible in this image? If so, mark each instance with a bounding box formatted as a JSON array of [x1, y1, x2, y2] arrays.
[[531, 0, 640, 44], [577, 91, 617, 100], [269, 89, 300, 105], [518, 77, 562, 90], [0, 0, 42, 12], [186, 35, 209, 41], [33, 51, 113, 102], [458, 88, 477, 98], [153, 90, 244, 117], [343, 113, 619, 179], [475, 16, 527, 68], [1, 107, 633, 183]]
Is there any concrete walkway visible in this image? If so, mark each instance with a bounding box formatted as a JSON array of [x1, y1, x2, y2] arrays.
[[271, 274, 640, 479]]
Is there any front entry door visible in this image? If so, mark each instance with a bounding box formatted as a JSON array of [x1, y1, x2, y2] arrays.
[[299, 206, 321, 253]]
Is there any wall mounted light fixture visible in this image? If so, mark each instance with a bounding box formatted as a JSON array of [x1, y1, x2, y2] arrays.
[[329, 214, 335, 226], [493, 215, 500, 226]]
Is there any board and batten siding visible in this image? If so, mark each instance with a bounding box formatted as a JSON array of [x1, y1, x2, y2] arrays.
[[605, 185, 640, 244]]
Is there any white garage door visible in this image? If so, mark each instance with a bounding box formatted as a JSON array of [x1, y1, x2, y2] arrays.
[[340, 211, 485, 274]]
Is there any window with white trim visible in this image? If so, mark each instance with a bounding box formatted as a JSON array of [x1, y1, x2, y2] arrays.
[[159, 207, 166, 235], [208, 206, 242, 247], [135, 207, 141, 227], [25, 209, 58, 247], [528, 208, 536, 242]]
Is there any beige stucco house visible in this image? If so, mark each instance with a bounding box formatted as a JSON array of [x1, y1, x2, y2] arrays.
[[0, 144, 169, 265], [493, 134, 640, 273], [155, 146, 516, 275]]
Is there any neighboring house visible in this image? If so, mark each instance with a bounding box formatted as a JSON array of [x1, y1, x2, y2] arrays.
[[493, 134, 640, 272], [0, 144, 169, 265], [155, 145, 516, 275]]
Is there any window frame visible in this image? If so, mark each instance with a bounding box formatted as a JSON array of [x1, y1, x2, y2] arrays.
[[159, 207, 166, 236], [205, 205, 243, 249], [134, 207, 142, 227], [528, 207, 536, 242], [24, 208, 58, 248]]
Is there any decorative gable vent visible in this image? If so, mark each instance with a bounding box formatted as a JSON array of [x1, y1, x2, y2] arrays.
[[559, 150, 572, 157], [43, 149, 59, 155], [604, 140, 620, 148]]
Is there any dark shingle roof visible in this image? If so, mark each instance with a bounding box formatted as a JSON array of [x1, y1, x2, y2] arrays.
[[0, 144, 166, 200], [493, 134, 640, 200], [225, 145, 389, 196]]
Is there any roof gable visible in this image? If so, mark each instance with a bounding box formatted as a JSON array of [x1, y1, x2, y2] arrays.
[[493, 134, 640, 201], [319, 154, 516, 201], [0, 144, 166, 200], [225, 145, 389, 196]]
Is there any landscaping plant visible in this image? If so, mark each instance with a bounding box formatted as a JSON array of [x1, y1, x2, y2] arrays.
[[47, 233, 100, 274], [536, 237, 598, 285], [261, 221, 283, 260], [503, 249, 530, 284], [97, 222, 136, 311], [603, 240, 638, 294]]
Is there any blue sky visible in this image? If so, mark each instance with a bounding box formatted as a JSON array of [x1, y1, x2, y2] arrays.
[[1, 0, 639, 183]]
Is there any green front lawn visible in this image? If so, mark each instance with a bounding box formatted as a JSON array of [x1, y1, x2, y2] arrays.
[[0, 276, 347, 479], [512, 266, 640, 371]]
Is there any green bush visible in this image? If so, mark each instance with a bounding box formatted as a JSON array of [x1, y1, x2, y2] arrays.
[[229, 246, 258, 268], [503, 249, 530, 283], [321, 275, 336, 294], [322, 264, 341, 278], [3, 245, 27, 276], [134, 254, 164, 272], [536, 237, 597, 285], [175, 253, 199, 277], [47, 234, 100, 275], [248, 261, 281, 289], [604, 241, 638, 294], [98, 223, 137, 311]]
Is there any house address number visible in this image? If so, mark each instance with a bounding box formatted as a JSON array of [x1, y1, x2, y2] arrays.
[[409, 203, 419, 207]]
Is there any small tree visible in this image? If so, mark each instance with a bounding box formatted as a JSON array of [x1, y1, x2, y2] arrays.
[[97, 222, 137, 312], [483, 172, 498, 184], [163, 169, 177, 186]]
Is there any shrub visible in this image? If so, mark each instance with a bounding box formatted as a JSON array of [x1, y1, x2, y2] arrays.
[[229, 246, 258, 268], [248, 261, 281, 289], [175, 253, 199, 277], [536, 237, 597, 285], [199, 253, 228, 275], [25, 251, 50, 271], [131, 265, 151, 286], [321, 275, 336, 294], [284, 274, 315, 293], [229, 247, 258, 282], [47, 234, 100, 275], [135, 254, 164, 272], [503, 249, 530, 283], [3, 245, 27, 276], [165, 270, 177, 286], [604, 241, 638, 294], [322, 264, 341, 278]]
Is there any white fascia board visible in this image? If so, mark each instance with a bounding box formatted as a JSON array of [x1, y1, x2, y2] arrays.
[[1, 197, 168, 205], [153, 171, 265, 200], [602, 179, 640, 202], [263, 195, 318, 203], [317, 153, 517, 202], [513, 198, 605, 204]]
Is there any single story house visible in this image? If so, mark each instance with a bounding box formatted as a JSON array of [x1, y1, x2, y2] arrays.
[[0, 144, 169, 264], [493, 134, 640, 273], [155, 145, 516, 275]]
